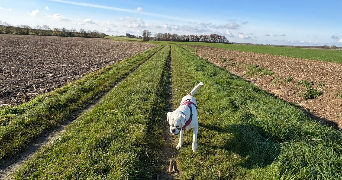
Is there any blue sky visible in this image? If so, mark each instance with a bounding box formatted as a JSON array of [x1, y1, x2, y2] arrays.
[[1, 0, 341, 46]]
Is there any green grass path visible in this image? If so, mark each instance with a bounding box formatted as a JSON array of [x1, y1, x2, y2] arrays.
[[10, 44, 342, 179]]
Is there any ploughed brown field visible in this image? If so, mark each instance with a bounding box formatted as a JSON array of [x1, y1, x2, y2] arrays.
[[0, 34, 157, 106], [191, 45, 342, 128]]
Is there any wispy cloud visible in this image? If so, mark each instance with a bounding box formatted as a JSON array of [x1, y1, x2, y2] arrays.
[[84, 19, 96, 24], [47, 14, 72, 21], [0, 7, 12, 11], [238, 33, 251, 39], [226, 30, 234, 37], [135, 7, 143, 12], [211, 22, 240, 29], [45, 6, 50, 10], [49, 0, 196, 22], [103, 27, 118, 32], [331, 35, 339, 39]]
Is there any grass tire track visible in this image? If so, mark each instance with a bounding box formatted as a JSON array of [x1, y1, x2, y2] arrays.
[[12, 45, 171, 179]]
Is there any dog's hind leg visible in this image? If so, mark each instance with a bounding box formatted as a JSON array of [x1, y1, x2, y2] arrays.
[[192, 126, 198, 152], [176, 130, 184, 150]]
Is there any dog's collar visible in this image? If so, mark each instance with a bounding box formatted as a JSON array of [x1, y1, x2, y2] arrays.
[[182, 99, 196, 131]]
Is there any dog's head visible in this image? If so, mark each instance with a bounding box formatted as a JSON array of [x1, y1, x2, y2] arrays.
[[167, 112, 185, 135]]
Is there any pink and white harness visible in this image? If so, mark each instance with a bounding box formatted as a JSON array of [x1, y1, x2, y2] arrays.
[[182, 99, 197, 131]]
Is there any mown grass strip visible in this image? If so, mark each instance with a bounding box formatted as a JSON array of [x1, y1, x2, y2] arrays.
[[13, 46, 170, 179], [0, 45, 163, 161], [170, 45, 342, 179]]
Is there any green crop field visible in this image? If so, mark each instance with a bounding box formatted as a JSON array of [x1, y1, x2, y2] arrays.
[[150, 40, 342, 64], [2, 42, 342, 179], [104, 36, 142, 42]]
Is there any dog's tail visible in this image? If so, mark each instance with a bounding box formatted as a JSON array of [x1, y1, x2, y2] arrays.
[[189, 82, 204, 96]]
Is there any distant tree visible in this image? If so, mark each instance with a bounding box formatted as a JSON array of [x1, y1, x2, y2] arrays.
[[142, 30, 151, 41], [20, 25, 31, 35], [32, 25, 42, 35], [70, 28, 77, 37], [52, 28, 60, 36], [79, 29, 87, 37], [3, 22, 12, 34], [42, 25, 52, 36]]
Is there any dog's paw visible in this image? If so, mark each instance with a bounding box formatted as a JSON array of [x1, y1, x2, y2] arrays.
[[176, 144, 182, 150], [192, 143, 197, 152]]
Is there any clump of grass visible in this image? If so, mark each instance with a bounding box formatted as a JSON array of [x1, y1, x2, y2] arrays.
[[297, 80, 322, 99], [246, 64, 274, 77], [297, 80, 313, 89], [335, 90, 342, 98], [318, 83, 325, 88], [220, 57, 233, 62], [285, 75, 293, 82]]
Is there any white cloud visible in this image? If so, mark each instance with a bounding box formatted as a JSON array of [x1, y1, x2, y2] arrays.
[[338, 39, 342, 44], [30, 9, 40, 16], [274, 39, 317, 45], [103, 27, 118, 32], [73, 22, 85, 25], [0, 7, 12, 11], [178, 25, 211, 33], [45, 6, 49, 10], [226, 30, 234, 37], [238, 33, 251, 39], [84, 19, 96, 24], [47, 14, 72, 21], [135, 7, 143, 12], [121, 17, 146, 28]]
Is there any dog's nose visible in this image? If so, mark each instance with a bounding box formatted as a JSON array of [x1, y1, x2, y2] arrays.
[[172, 129, 176, 133]]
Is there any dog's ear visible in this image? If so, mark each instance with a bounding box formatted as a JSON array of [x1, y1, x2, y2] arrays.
[[167, 112, 172, 124]]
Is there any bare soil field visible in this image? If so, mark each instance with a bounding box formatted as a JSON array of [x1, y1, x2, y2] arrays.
[[191, 45, 342, 128], [0, 34, 157, 106]]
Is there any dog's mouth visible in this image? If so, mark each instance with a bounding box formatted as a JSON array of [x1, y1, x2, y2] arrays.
[[171, 131, 180, 136]]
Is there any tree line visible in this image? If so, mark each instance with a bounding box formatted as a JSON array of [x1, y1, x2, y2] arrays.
[[0, 21, 106, 38], [141, 30, 229, 43]]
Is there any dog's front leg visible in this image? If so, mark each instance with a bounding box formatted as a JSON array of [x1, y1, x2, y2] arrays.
[[192, 127, 198, 152], [176, 130, 184, 150]]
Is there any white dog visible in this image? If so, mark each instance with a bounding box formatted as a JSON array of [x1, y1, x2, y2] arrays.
[[167, 82, 204, 152]]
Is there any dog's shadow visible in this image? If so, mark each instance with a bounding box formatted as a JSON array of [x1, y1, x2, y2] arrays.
[[200, 122, 281, 169]]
